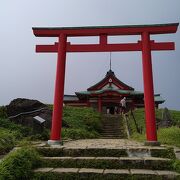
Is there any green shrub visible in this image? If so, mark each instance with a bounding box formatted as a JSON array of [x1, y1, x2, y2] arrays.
[[63, 106, 101, 129], [61, 106, 101, 139], [127, 108, 146, 134], [130, 132, 146, 142], [0, 147, 40, 180], [0, 106, 7, 118], [170, 110, 180, 126], [129, 108, 180, 148], [172, 159, 180, 173], [0, 118, 33, 137], [157, 126, 180, 147], [26, 129, 50, 141], [0, 129, 17, 155], [62, 128, 99, 139]]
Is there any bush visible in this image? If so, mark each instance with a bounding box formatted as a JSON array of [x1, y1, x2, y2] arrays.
[[25, 129, 50, 141], [172, 159, 180, 173], [0, 118, 33, 137], [63, 106, 101, 129], [0, 147, 40, 179], [0, 129, 17, 155], [62, 128, 99, 139], [157, 126, 180, 147], [62, 106, 101, 139], [170, 110, 180, 126], [0, 106, 7, 118], [129, 108, 180, 148]]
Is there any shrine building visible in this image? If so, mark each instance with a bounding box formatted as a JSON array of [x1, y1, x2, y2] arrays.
[[63, 69, 164, 114]]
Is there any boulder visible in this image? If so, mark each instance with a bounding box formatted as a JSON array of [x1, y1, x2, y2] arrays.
[[6, 98, 46, 116], [6, 98, 52, 132]]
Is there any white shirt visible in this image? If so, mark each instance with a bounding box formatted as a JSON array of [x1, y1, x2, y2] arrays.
[[120, 98, 126, 107]]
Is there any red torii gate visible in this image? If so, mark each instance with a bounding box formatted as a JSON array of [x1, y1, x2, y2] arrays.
[[33, 23, 178, 145]]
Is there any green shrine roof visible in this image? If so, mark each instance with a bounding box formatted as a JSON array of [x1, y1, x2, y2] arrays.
[[76, 87, 143, 96], [154, 94, 165, 103], [76, 88, 165, 103]]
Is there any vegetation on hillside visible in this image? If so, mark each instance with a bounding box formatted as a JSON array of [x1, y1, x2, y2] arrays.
[[62, 106, 101, 139], [0, 147, 40, 179], [0, 105, 101, 154], [1, 105, 180, 177], [128, 108, 180, 147], [0, 118, 33, 155]]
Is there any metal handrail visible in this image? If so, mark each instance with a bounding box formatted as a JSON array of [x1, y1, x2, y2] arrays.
[[8, 107, 49, 119]]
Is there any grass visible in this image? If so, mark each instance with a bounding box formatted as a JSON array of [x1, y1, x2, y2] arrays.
[[0, 117, 33, 155], [0, 109, 49, 154], [157, 127, 180, 147], [128, 108, 180, 147], [0, 147, 40, 180], [0, 105, 101, 154], [0, 129, 17, 155], [62, 106, 101, 139]]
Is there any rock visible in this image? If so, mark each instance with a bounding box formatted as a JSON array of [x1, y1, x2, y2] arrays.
[[6, 98, 69, 132], [6, 98, 46, 116], [6, 98, 52, 132]]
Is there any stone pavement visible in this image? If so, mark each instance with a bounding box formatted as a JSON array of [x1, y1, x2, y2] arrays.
[[37, 139, 168, 150], [62, 139, 144, 148]]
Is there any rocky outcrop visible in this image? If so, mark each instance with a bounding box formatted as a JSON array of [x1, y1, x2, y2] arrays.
[[6, 98, 47, 116], [6, 98, 52, 132]]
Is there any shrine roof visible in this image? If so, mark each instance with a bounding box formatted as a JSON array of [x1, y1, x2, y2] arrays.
[[33, 23, 179, 37], [87, 69, 134, 91], [154, 94, 165, 103], [63, 95, 79, 101], [76, 88, 143, 96]]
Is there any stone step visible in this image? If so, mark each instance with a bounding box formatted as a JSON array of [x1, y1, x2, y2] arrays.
[[100, 129, 124, 132], [101, 128, 124, 131], [102, 118, 121, 121], [100, 130, 124, 133], [102, 119, 122, 121], [102, 123, 122, 124], [100, 135, 126, 138], [100, 137, 128, 139], [100, 134, 125, 136], [100, 137, 127, 139], [100, 131, 124, 134], [101, 128, 124, 132], [101, 128, 123, 131], [36, 146, 175, 159], [39, 156, 172, 170], [34, 168, 180, 179], [101, 125, 123, 128], [100, 133, 125, 136], [101, 124, 122, 126]]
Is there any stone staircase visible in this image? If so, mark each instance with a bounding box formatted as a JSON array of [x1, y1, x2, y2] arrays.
[[100, 114, 127, 139], [33, 139, 180, 179]]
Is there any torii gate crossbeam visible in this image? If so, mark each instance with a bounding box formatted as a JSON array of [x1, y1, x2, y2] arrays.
[[33, 23, 179, 145]]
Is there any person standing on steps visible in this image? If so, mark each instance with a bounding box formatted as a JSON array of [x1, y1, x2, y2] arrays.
[[120, 97, 126, 115]]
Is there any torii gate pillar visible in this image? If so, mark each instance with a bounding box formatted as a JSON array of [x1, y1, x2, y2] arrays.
[[141, 32, 157, 143], [48, 34, 67, 144]]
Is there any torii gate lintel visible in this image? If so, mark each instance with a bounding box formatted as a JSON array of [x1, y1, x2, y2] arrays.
[[36, 40, 175, 53], [33, 23, 179, 145]]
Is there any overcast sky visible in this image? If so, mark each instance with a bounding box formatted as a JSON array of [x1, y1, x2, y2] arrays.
[[0, 0, 180, 110]]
